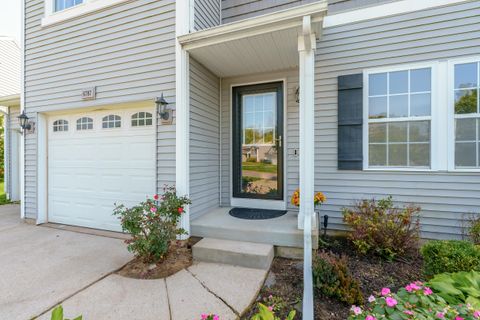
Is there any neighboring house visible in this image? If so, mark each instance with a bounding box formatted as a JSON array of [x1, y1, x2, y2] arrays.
[[21, 0, 480, 246], [0, 37, 21, 202]]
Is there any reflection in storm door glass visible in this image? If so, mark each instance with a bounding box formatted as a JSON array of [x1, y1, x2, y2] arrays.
[[241, 92, 279, 197]]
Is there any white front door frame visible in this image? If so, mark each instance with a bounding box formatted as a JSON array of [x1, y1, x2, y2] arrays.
[[229, 78, 288, 211]]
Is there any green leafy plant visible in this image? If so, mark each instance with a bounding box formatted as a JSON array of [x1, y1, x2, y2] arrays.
[[313, 251, 363, 305], [250, 303, 296, 320], [420, 240, 480, 277], [348, 283, 480, 320], [113, 185, 191, 262], [342, 196, 420, 260], [428, 271, 480, 309], [50, 306, 82, 320]]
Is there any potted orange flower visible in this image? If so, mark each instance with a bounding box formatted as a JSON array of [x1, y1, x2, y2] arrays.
[[291, 188, 326, 207]]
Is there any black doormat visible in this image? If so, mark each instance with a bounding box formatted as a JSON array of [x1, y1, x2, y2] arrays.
[[229, 207, 287, 220]]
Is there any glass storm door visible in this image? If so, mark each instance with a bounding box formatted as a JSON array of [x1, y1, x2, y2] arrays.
[[232, 82, 284, 200]]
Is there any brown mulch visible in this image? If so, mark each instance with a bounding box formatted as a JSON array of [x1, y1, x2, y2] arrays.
[[116, 238, 199, 279], [243, 236, 423, 320]]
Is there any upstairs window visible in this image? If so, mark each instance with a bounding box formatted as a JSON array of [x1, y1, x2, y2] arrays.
[[76, 117, 93, 131], [55, 0, 83, 12], [454, 61, 480, 168], [367, 67, 432, 168], [102, 115, 121, 129], [53, 119, 68, 132], [131, 112, 153, 127]]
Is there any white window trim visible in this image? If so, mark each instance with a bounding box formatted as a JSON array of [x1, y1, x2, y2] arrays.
[[42, 0, 130, 27], [363, 61, 443, 172], [131, 112, 154, 127], [102, 114, 122, 129], [447, 55, 480, 172]]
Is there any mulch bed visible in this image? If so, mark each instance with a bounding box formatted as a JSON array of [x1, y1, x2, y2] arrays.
[[243, 236, 423, 320], [116, 238, 199, 279]]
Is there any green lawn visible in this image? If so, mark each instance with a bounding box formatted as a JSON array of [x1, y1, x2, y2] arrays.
[[242, 162, 277, 173], [0, 182, 11, 205]]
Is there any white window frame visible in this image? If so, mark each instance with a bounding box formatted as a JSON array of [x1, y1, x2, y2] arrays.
[[363, 61, 443, 172], [52, 119, 69, 132], [42, 0, 130, 27], [102, 114, 121, 129], [131, 112, 153, 127], [447, 55, 480, 172], [76, 117, 94, 131]]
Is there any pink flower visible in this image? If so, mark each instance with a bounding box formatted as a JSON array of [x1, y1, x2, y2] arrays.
[[368, 295, 376, 303], [150, 206, 157, 213], [268, 306, 273, 311], [351, 306, 362, 315], [153, 194, 159, 200], [201, 314, 208, 320], [366, 316, 377, 320], [385, 297, 397, 308], [381, 288, 391, 296], [404, 310, 414, 316], [436, 312, 445, 319], [213, 316, 219, 320], [455, 317, 464, 320], [406, 283, 421, 292], [423, 287, 433, 295], [178, 207, 184, 214], [474, 311, 480, 319]]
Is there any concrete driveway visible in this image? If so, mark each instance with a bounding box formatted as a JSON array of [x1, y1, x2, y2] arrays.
[[0, 205, 132, 319]]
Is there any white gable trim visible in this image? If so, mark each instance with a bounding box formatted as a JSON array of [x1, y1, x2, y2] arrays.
[[324, 0, 472, 28]]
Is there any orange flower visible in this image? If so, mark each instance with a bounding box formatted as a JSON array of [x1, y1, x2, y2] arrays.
[[291, 189, 326, 207]]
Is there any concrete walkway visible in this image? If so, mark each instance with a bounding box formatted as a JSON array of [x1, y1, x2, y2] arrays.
[[0, 205, 267, 320]]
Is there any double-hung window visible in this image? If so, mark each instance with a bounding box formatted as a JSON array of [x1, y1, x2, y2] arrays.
[[366, 67, 432, 169], [453, 60, 480, 169], [55, 0, 83, 12]]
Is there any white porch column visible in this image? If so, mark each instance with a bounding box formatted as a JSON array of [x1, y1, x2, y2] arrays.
[[175, 0, 193, 239], [298, 15, 316, 320]]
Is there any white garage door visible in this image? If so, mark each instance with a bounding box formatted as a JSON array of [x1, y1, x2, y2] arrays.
[[48, 107, 156, 231]]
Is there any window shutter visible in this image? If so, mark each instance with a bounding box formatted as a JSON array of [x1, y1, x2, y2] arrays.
[[338, 73, 363, 170]]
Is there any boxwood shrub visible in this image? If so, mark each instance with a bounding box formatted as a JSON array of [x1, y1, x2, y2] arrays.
[[420, 240, 480, 277]]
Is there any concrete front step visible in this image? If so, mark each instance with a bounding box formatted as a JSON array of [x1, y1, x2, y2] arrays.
[[192, 238, 274, 270]]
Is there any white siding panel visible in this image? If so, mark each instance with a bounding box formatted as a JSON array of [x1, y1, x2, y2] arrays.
[[316, 0, 480, 239]]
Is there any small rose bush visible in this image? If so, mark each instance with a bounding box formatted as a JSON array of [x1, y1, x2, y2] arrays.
[[348, 282, 480, 320], [113, 185, 191, 262], [200, 314, 219, 320]]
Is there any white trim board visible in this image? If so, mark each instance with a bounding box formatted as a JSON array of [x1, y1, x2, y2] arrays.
[[323, 0, 472, 28]]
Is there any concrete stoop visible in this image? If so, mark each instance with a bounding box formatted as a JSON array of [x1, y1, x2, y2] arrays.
[[193, 238, 274, 270]]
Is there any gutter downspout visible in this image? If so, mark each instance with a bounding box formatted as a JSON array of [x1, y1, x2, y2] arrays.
[[20, 0, 26, 219]]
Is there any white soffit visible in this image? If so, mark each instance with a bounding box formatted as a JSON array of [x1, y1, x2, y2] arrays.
[[178, 2, 327, 78]]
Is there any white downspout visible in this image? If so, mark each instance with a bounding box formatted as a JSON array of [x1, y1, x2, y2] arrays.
[[298, 15, 316, 320], [20, 0, 26, 219]]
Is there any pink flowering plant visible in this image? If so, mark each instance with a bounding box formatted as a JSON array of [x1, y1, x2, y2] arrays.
[[200, 314, 219, 320], [113, 185, 191, 262], [348, 282, 480, 320]]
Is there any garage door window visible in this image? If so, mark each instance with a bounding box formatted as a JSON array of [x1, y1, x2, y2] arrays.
[[102, 115, 121, 129], [131, 112, 153, 127], [53, 119, 68, 132], [77, 117, 93, 130]]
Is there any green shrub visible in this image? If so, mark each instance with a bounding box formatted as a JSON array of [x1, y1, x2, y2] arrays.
[[467, 215, 480, 245], [250, 303, 296, 320], [420, 240, 480, 277], [113, 186, 191, 262], [313, 251, 363, 305], [428, 271, 480, 309], [342, 196, 420, 261], [348, 282, 480, 320], [50, 306, 82, 320]]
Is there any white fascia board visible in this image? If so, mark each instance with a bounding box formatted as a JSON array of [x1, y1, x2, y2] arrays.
[[0, 94, 21, 106], [179, 1, 327, 51], [324, 0, 472, 28]]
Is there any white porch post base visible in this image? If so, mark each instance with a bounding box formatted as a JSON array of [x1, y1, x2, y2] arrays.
[[175, 0, 192, 240], [298, 15, 316, 320]]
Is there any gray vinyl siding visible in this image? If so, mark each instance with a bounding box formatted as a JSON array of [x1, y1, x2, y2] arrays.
[[221, 0, 319, 24], [194, 0, 221, 30], [24, 0, 176, 219], [189, 58, 220, 219], [315, 0, 480, 239], [220, 69, 299, 207], [328, 0, 399, 13]]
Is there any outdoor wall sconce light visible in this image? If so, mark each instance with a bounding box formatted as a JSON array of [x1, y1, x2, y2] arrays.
[[18, 110, 35, 134], [156, 93, 173, 125]]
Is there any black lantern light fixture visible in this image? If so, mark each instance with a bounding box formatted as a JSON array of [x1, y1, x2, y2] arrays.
[[18, 110, 32, 132], [156, 93, 170, 121]]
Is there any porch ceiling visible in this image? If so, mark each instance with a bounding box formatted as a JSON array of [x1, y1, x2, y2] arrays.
[[178, 1, 328, 78]]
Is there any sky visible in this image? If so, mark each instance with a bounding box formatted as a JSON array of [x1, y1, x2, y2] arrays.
[[0, 0, 22, 43]]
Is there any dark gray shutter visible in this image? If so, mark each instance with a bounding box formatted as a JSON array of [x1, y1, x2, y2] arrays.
[[338, 73, 363, 170]]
